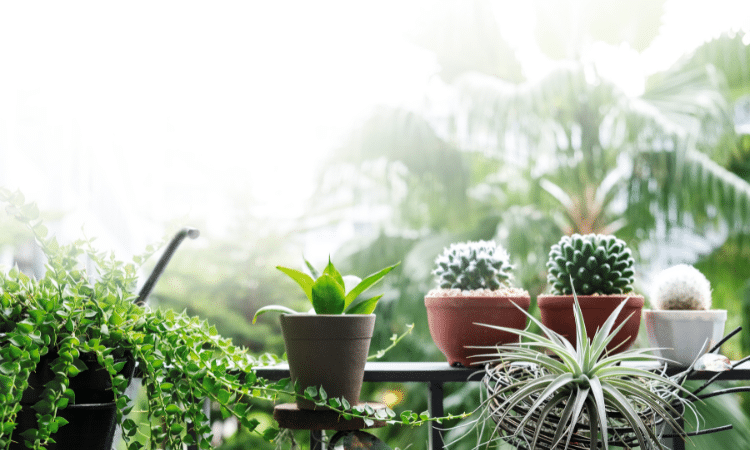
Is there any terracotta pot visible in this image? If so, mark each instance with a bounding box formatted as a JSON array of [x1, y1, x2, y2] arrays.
[[643, 309, 727, 366], [279, 314, 375, 410], [425, 295, 530, 367], [537, 295, 644, 354]]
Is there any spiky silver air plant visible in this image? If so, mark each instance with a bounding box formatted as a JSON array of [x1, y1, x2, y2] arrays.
[[432, 241, 513, 291], [547, 233, 635, 295], [651, 264, 712, 310]]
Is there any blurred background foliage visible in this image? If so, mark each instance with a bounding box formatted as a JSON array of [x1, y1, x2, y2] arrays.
[[3, 1, 750, 449]]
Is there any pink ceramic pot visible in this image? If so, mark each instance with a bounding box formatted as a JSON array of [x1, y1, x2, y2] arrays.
[[425, 295, 530, 367], [537, 294, 644, 354]]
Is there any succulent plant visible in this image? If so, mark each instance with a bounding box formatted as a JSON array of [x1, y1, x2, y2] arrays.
[[651, 264, 712, 310], [546, 233, 635, 295], [433, 240, 513, 291]]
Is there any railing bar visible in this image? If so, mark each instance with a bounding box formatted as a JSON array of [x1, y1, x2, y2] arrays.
[[428, 381, 445, 450]]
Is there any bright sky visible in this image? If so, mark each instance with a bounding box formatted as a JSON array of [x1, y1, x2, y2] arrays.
[[0, 1, 748, 251]]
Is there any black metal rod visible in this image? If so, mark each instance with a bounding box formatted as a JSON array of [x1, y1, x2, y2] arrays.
[[709, 326, 742, 354], [428, 381, 445, 450], [135, 227, 199, 306], [662, 424, 733, 438], [691, 353, 750, 397]]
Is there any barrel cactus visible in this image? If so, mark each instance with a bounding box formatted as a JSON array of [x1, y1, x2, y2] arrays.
[[433, 241, 513, 291], [651, 264, 712, 310], [546, 233, 635, 295]]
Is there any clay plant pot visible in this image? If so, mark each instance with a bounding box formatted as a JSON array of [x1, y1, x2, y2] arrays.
[[424, 295, 531, 367], [643, 309, 727, 366], [279, 314, 375, 410], [537, 294, 644, 354]]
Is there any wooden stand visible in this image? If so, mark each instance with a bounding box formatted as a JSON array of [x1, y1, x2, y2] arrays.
[[273, 402, 387, 450]]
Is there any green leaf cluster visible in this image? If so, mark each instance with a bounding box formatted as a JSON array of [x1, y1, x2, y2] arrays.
[[253, 258, 399, 322], [0, 189, 283, 449], [0, 189, 455, 450]]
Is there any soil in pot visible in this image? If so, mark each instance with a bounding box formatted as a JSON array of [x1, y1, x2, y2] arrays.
[[425, 289, 530, 367], [537, 295, 644, 353], [279, 314, 375, 410]]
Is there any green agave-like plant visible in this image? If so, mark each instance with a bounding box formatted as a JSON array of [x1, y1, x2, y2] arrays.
[[468, 294, 694, 450], [253, 258, 400, 321]]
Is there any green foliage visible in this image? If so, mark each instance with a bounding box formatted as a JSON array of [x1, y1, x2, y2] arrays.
[[546, 233, 635, 295], [253, 258, 400, 321], [0, 190, 437, 450], [470, 294, 692, 450], [432, 240, 514, 291]]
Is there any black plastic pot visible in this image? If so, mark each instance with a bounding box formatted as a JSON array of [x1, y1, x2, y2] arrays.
[[12, 353, 135, 450], [13, 402, 120, 450]]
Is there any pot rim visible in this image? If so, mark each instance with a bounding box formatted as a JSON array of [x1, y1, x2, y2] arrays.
[[643, 309, 727, 317], [538, 294, 644, 306], [280, 313, 376, 317], [425, 295, 531, 308]]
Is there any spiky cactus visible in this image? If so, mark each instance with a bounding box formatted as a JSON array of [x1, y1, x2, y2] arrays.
[[546, 234, 635, 295], [651, 264, 712, 310], [433, 241, 513, 291]]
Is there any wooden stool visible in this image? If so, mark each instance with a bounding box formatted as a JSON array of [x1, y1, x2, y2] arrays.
[[273, 402, 388, 450]]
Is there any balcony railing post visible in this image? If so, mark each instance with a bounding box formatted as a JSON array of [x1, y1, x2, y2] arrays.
[[428, 380, 445, 450], [310, 429, 323, 450]]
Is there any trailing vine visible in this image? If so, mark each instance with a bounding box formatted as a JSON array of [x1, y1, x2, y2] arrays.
[[0, 188, 466, 450]]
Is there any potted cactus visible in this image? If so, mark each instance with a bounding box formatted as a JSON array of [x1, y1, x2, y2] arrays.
[[424, 240, 530, 367], [643, 264, 727, 366], [538, 233, 643, 353]]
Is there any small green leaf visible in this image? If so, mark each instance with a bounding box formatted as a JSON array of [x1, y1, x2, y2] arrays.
[[252, 305, 299, 324], [262, 428, 280, 442], [322, 257, 345, 289], [311, 274, 345, 314], [304, 386, 318, 399], [276, 266, 315, 301], [343, 262, 399, 308], [165, 404, 181, 414], [346, 295, 383, 315]]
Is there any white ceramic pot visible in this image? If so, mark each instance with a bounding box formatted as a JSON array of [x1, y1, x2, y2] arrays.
[[643, 309, 727, 366]]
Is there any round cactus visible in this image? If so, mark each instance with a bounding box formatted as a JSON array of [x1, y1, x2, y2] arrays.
[[546, 234, 635, 295], [433, 241, 513, 291], [651, 264, 711, 310]]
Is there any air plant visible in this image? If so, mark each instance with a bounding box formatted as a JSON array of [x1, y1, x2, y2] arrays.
[[466, 292, 695, 450]]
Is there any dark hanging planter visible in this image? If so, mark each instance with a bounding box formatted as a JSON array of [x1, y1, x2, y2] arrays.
[[11, 352, 136, 450]]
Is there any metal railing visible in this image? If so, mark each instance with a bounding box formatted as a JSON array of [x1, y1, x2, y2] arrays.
[[256, 360, 750, 450]]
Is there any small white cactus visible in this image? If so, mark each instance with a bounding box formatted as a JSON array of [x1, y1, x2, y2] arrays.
[[651, 264, 712, 310]]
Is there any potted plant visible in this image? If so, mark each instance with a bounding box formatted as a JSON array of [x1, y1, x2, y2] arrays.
[[424, 240, 530, 367], [466, 294, 694, 450], [643, 264, 727, 366], [538, 233, 643, 353], [0, 189, 286, 449], [253, 258, 399, 410]]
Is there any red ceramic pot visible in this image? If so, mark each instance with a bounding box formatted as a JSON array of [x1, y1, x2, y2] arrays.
[[537, 294, 644, 354], [425, 294, 530, 367]]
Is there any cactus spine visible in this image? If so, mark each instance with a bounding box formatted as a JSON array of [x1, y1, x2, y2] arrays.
[[651, 264, 712, 310], [546, 233, 635, 295], [433, 241, 513, 291]]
